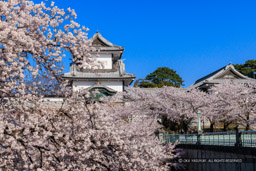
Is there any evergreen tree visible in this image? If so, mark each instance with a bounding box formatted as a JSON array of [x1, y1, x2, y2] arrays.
[[135, 67, 184, 88], [234, 60, 256, 78]]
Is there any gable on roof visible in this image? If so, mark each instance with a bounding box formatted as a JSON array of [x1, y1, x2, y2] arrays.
[[92, 38, 109, 47], [215, 69, 246, 79], [89, 32, 124, 60], [213, 64, 249, 80], [89, 31, 122, 48], [189, 63, 256, 89]]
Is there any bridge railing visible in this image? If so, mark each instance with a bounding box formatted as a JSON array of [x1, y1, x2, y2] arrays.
[[200, 131, 236, 146], [241, 130, 256, 147], [159, 130, 256, 147], [159, 133, 197, 144]]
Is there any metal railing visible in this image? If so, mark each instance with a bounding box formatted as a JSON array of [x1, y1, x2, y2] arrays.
[[241, 130, 256, 147], [200, 131, 236, 146], [159, 130, 256, 147], [159, 134, 197, 144]]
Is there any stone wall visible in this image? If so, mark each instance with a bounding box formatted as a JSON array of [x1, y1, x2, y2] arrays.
[[177, 144, 256, 171]]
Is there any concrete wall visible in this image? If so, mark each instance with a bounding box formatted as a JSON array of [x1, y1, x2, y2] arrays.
[[73, 81, 123, 92], [177, 144, 256, 171]]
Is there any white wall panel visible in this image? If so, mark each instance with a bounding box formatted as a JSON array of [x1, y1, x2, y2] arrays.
[[73, 80, 123, 92], [92, 54, 112, 69]]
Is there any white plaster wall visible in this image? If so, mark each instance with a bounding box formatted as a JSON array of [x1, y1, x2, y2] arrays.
[[92, 54, 112, 69], [73, 81, 123, 92], [41, 98, 63, 102], [41, 98, 63, 107], [73, 81, 95, 91], [101, 81, 123, 92]]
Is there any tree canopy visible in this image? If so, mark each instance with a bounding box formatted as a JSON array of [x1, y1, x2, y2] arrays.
[[234, 60, 256, 78], [134, 67, 184, 88], [0, 1, 180, 170]]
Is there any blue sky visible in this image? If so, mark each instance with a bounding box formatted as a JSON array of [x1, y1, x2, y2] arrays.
[[52, 0, 256, 87]]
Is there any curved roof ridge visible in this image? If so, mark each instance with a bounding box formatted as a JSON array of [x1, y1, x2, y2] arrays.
[[215, 64, 250, 80], [188, 63, 256, 89], [89, 32, 122, 48]]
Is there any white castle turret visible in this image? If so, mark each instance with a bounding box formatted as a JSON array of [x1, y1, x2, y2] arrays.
[[63, 32, 136, 96]]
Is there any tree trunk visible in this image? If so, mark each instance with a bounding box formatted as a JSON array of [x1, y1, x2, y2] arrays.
[[223, 122, 229, 131], [210, 122, 214, 132], [245, 124, 250, 131], [182, 121, 188, 134], [245, 113, 250, 131]]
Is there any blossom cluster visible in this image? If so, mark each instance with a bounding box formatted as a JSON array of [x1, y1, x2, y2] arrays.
[[120, 82, 256, 133], [0, 0, 100, 99], [0, 1, 182, 170]]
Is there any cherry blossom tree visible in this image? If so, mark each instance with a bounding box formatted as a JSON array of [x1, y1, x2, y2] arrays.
[[0, 0, 182, 170], [116, 82, 256, 135], [0, 90, 182, 170], [119, 87, 211, 134], [208, 81, 256, 131], [0, 0, 101, 98]]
